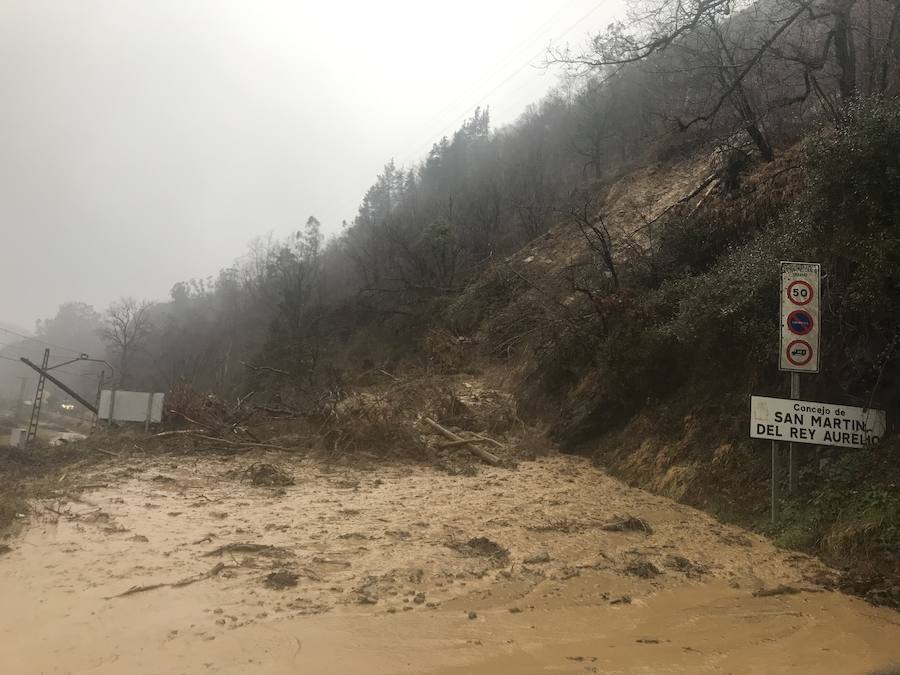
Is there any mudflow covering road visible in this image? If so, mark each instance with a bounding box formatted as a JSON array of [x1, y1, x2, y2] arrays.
[[2, 452, 900, 674]]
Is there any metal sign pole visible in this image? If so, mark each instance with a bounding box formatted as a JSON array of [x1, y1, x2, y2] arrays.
[[14, 376, 29, 425], [144, 392, 154, 433], [788, 372, 800, 493], [771, 440, 779, 522]]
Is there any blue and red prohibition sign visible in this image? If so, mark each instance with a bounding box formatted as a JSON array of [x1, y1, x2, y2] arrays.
[[787, 309, 814, 336]]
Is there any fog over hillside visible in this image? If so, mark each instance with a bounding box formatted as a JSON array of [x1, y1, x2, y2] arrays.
[[0, 0, 620, 329]]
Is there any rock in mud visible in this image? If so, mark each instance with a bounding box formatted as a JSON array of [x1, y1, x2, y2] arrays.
[[523, 551, 551, 564], [265, 571, 299, 589], [449, 537, 510, 565], [246, 463, 295, 487], [664, 555, 707, 578], [608, 595, 632, 605], [624, 561, 661, 578], [752, 585, 801, 597]]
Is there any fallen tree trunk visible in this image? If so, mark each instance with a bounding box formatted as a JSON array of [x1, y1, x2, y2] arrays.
[[153, 429, 204, 438], [106, 563, 227, 599], [421, 417, 503, 466]]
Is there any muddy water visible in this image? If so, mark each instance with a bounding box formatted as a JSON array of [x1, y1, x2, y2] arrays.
[[1, 453, 899, 674]]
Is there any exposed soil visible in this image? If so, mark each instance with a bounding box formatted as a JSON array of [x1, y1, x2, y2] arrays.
[[1, 450, 899, 674]]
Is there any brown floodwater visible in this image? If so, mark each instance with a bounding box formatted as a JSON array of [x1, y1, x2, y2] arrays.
[[1, 452, 898, 674]]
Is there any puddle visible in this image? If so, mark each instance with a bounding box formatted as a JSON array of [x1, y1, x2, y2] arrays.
[[1, 454, 898, 673]]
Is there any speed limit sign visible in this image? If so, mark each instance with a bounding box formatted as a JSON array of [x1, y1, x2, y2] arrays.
[[780, 262, 820, 372]]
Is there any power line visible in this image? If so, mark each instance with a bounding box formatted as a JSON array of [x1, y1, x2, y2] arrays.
[[0, 354, 99, 377], [399, 0, 584, 156], [0, 326, 85, 356], [399, 2, 607, 164]]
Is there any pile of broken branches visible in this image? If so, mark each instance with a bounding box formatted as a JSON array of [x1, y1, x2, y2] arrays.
[[158, 387, 303, 451], [420, 417, 504, 467]]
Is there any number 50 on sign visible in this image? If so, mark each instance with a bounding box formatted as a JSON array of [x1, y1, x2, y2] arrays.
[[780, 261, 820, 373]]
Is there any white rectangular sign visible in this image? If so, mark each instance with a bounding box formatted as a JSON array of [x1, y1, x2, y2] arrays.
[[98, 390, 165, 423], [780, 261, 820, 372], [750, 396, 886, 449]]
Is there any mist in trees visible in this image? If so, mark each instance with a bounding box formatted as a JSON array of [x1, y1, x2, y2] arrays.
[[7, 0, 898, 401]]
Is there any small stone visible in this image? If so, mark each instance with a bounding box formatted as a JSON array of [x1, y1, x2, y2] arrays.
[[467, 611, 477, 620], [523, 551, 551, 564], [413, 592, 426, 604]]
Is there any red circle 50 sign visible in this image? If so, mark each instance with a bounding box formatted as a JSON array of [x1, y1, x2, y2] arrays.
[[787, 280, 814, 306]]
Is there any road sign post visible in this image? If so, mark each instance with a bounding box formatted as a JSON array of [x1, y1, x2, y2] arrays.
[[789, 372, 800, 493], [778, 262, 821, 498], [757, 262, 889, 520]]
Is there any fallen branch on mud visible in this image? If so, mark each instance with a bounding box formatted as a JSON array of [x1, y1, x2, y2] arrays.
[[152, 429, 287, 451], [240, 361, 290, 376], [601, 516, 654, 534], [186, 434, 287, 451], [153, 429, 204, 438], [436, 431, 504, 450], [421, 417, 503, 467], [106, 563, 227, 599], [203, 542, 293, 558], [252, 405, 300, 417], [751, 584, 823, 597]]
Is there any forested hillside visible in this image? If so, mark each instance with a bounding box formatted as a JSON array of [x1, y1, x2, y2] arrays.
[[3, 0, 899, 601]]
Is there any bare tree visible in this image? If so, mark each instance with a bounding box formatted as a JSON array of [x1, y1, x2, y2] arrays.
[[550, 0, 818, 161], [559, 194, 619, 291], [102, 297, 153, 388]]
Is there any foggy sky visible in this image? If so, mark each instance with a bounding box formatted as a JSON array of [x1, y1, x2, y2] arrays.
[[0, 0, 622, 331]]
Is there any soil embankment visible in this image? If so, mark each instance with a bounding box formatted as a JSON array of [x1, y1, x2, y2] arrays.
[[2, 450, 899, 674]]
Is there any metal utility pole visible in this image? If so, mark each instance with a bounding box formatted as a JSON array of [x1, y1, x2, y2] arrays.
[[19, 353, 106, 449], [20, 356, 99, 414], [24, 349, 50, 448]]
